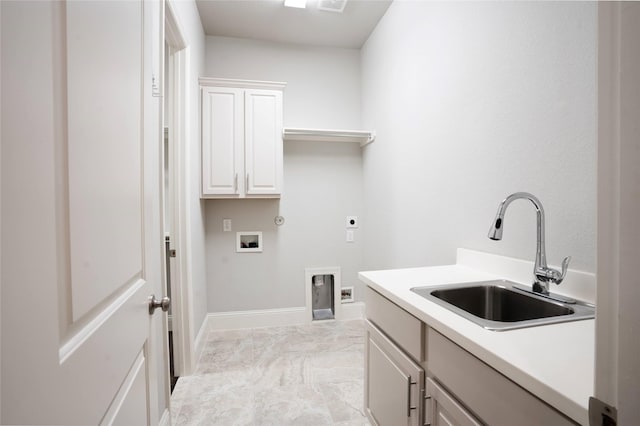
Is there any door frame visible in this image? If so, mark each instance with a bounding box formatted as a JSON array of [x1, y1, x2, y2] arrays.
[[0, 2, 3, 422], [595, 2, 640, 423], [164, 1, 196, 377]]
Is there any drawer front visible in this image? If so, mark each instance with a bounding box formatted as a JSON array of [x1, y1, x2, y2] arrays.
[[366, 287, 424, 361], [427, 329, 577, 426]]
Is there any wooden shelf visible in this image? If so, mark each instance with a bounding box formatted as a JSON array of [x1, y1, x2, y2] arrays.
[[282, 127, 376, 147]]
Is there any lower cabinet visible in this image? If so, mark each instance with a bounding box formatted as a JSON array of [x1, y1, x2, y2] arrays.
[[365, 320, 424, 426], [426, 378, 481, 426], [363, 288, 579, 426]]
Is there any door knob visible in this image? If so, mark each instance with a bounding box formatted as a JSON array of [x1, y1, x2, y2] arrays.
[[148, 295, 170, 315]]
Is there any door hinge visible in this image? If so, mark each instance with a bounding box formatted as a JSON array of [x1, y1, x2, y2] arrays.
[[169, 249, 177, 258], [589, 397, 617, 426]]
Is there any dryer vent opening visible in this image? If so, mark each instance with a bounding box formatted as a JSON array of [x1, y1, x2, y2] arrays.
[[311, 274, 335, 320]]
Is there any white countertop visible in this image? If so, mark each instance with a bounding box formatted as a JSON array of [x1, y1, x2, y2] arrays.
[[358, 249, 595, 425]]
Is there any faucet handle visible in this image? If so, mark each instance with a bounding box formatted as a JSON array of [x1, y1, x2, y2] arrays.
[[535, 256, 571, 288], [557, 256, 571, 284]]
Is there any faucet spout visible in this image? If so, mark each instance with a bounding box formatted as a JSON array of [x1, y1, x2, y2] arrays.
[[487, 192, 570, 295]]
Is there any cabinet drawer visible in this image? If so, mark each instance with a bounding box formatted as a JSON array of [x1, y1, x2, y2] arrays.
[[428, 329, 577, 426], [366, 287, 424, 361]]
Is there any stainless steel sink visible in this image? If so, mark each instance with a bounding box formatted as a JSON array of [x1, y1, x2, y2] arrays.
[[410, 280, 595, 331]]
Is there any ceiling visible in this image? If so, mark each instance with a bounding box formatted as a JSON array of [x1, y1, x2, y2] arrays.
[[195, 0, 393, 49]]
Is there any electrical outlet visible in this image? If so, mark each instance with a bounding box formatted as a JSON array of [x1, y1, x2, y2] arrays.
[[223, 219, 232, 232], [346, 216, 358, 228], [346, 230, 354, 242]]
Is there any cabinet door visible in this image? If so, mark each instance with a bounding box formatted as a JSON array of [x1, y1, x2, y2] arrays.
[[201, 87, 244, 196], [365, 321, 424, 426], [426, 378, 481, 426], [244, 89, 283, 196]]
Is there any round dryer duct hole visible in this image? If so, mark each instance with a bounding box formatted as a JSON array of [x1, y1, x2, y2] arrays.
[[274, 215, 285, 226]]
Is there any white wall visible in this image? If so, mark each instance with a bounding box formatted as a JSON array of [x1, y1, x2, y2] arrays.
[[361, 2, 597, 273], [169, 0, 208, 333], [204, 36, 364, 312], [205, 36, 360, 129]]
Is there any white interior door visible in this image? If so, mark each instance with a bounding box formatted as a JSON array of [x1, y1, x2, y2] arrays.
[[1, 1, 167, 424]]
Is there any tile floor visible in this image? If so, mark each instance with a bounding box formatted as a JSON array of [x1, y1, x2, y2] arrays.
[[170, 319, 371, 426]]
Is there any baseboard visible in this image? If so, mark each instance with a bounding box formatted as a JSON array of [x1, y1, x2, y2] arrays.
[[206, 307, 307, 330], [158, 408, 170, 426], [193, 316, 208, 362], [341, 301, 365, 320], [206, 303, 365, 331]]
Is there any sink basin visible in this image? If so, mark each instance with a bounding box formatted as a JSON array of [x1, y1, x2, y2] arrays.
[[410, 280, 595, 331], [431, 285, 573, 321]]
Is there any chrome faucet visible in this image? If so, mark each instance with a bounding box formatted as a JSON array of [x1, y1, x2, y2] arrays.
[[488, 192, 571, 296]]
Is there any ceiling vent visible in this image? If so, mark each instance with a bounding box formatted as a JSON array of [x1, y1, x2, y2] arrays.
[[317, 0, 347, 13]]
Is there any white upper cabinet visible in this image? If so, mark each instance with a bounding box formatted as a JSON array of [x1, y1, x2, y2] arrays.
[[245, 89, 283, 195], [200, 78, 285, 198], [201, 86, 244, 196]]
